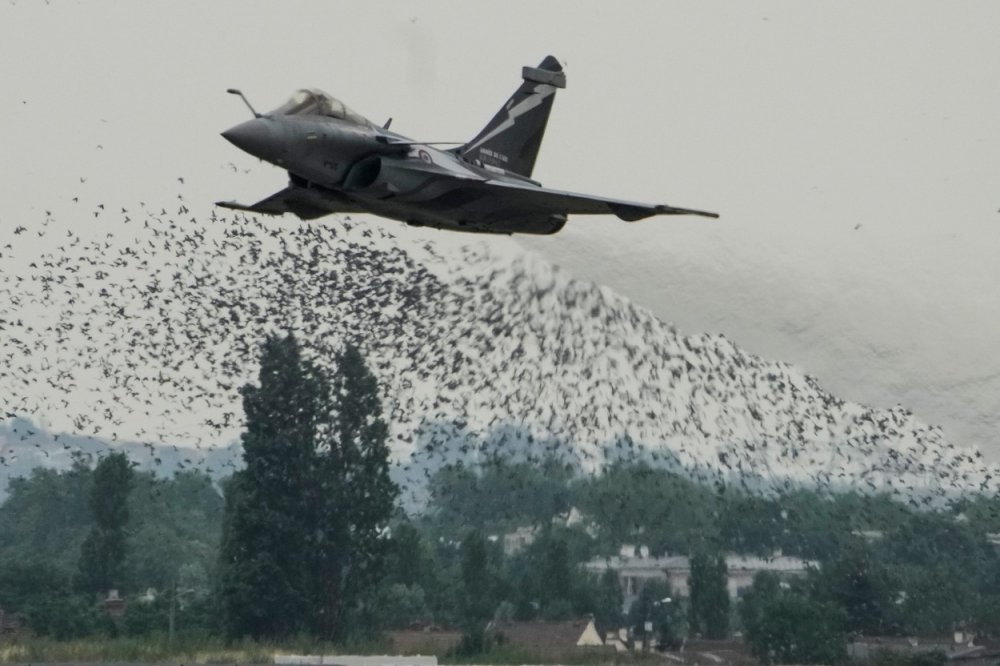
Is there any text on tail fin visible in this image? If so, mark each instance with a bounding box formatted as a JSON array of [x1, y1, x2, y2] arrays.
[[459, 56, 564, 179]]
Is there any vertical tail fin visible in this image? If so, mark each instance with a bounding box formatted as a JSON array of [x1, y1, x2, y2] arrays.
[[458, 55, 565, 178]]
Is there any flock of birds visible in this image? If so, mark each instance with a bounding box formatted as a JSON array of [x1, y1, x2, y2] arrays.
[[1, 192, 997, 509]]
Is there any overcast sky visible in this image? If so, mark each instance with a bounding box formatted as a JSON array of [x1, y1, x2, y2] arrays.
[[2, 2, 998, 455]]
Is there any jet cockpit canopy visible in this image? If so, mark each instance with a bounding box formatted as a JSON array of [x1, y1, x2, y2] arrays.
[[271, 89, 371, 126]]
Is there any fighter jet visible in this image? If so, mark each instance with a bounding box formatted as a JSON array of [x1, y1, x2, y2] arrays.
[[218, 56, 718, 235]]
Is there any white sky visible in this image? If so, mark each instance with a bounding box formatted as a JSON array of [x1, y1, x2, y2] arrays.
[[2, 2, 998, 455]]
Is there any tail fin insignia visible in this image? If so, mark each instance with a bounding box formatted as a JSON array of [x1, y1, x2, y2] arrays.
[[459, 55, 563, 178]]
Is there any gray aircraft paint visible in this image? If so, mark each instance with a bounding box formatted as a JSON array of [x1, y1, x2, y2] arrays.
[[218, 56, 718, 235]]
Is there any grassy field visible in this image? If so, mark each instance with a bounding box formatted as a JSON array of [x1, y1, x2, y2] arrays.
[[0, 634, 355, 664], [0, 634, 660, 665]]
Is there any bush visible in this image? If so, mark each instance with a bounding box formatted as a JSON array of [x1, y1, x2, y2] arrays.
[[871, 649, 947, 666]]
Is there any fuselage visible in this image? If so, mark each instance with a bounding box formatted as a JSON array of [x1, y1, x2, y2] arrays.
[[219, 82, 717, 232], [222, 107, 562, 234]]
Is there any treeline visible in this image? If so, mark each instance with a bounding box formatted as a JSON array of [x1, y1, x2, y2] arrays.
[[416, 459, 1000, 637], [5, 452, 1000, 649], [3, 332, 1000, 660], [0, 456, 221, 638]]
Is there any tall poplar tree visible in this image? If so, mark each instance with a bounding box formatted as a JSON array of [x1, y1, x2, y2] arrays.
[[688, 551, 731, 639], [220, 335, 396, 640], [310, 342, 397, 639], [220, 333, 325, 638], [78, 451, 133, 595]]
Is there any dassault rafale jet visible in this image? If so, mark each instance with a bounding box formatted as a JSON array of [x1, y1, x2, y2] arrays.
[[218, 56, 718, 235]]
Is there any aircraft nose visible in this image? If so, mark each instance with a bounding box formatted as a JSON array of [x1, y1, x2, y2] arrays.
[[221, 118, 279, 160]]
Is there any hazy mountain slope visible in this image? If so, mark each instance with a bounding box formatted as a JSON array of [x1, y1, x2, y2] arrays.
[[0, 417, 241, 500]]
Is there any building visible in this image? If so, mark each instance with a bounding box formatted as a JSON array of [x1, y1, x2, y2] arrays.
[[501, 507, 595, 557], [488, 618, 610, 659], [583, 548, 816, 611], [275, 656, 438, 666], [724, 553, 816, 599], [502, 526, 539, 556], [387, 629, 463, 656], [847, 637, 992, 663], [102, 589, 127, 617]]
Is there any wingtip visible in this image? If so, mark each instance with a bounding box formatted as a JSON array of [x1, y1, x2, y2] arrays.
[[655, 204, 720, 219]]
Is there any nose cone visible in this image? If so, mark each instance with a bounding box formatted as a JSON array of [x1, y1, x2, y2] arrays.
[[221, 118, 281, 162]]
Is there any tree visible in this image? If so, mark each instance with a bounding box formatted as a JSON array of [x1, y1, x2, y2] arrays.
[[592, 568, 624, 636], [460, 530, 496, 625], [368, 582, 432, 629], [539, 534, 573, 614], [0, 459, 92, 573], [425, 457, 575, 536], [219, 333, 328, 639], [577, 463, 720, 556], [627, 580, 680, 650], [125, 470, 223, 596], [310, 342, 398, 639], [78, 451, 133, 595], [457, 530, 497, 653], [810, 540, 900, 636], [0, 561, 101, 638], [688, 551, 730, 639], [219, 334, 397, 641], [883, 512, 995, 635], [741, 572, 846, 665]]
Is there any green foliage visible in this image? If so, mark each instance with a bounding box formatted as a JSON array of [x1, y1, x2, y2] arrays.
[[384, 521, 436, 588], [77, 451, 133, 594], [426, 458, 575, 536], [368, 582, 432, 628], [25, 593, 107, 640], [0, 561, 100, 639], [121, 596, 169, 637], [315, 342, 398, 639], [376, 517, 463, 627], [0, 459, 92, 572], [0, 458, 221, 604], [870, 649, 947, 666], [7, 411, 1000, 648], [459, 530, 497, 626], [539, 535, 573, 608], [576, 462, 720, 555], [420, 459, 1000, 643], [119, 591, 217, 639], [717, 495, 784, 555], [0, 634, 330, 663], [219, 334, 397, 641], [627, 579, 681, 649], [809, 539, 901, 636], [220, 333, 329, 639], [688, 551, 730, 639], [882, 511, 997, 634], [741, 572, 846, 665], [125, 470, 222, 595], [0, 458, 221, 639], [0, 561, 70, 611], [592, 569, 623, 636], [501, 527, 601, 623]]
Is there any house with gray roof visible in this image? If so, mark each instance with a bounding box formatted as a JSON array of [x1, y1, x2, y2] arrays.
[[583, 547, 816, 611]]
